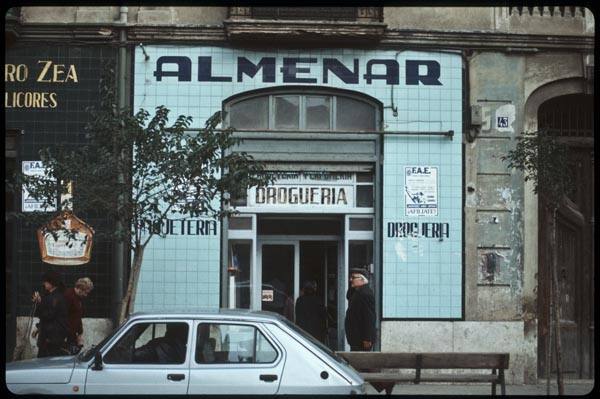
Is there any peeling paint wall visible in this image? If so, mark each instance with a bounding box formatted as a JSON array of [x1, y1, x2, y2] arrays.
[[468, 49, 588, 382], [467, 52, 526, 323]]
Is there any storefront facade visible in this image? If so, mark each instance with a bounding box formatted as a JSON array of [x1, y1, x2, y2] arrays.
[[6, 6, 594, 383], [5, 44, 117, 354], [132, 47, 463, 351]]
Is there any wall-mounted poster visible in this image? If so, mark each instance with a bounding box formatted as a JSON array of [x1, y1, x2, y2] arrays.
[[404, 166, 438, 216], [22, 161, 57, 212]]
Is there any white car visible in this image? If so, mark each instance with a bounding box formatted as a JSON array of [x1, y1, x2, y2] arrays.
[[6, 309, 365, 395]]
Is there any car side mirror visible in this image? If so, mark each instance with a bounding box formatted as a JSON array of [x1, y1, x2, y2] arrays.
[[92, 352, 103, 371]]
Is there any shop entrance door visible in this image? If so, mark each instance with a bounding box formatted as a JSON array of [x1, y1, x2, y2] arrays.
[[259, 242, 298, 319], [299, 242, 339, 350], [256, 238, 341, 349]]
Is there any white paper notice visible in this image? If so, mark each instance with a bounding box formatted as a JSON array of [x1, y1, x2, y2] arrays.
[[404, 166, 438, 216]]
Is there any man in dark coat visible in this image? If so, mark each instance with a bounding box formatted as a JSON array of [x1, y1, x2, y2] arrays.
[[295, 280, 326, 342], [32, 271, 69, 357], [344, 267, 376, 351], [64, 277, 94, 353]]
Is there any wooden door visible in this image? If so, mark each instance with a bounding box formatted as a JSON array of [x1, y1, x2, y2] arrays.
[[537, 94, 594, 379]]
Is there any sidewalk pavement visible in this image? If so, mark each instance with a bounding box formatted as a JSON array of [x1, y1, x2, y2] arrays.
[[364, 379, 595, 396]]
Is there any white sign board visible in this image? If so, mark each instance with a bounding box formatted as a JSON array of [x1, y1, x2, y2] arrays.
[[404, 166, 438, 216], [22, 161, 57, 212], [246, 172, 355, 211], [261, 290, 274, 302], [43, 230, 88, 258]]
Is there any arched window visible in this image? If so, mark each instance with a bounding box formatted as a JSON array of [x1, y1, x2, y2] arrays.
[[225, 88, 381, 132]]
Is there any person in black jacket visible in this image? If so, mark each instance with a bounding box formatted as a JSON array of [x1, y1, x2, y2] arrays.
[[295, 280, 326, 343], [31, 270, 69, 357], [344, 267, 376, 351]]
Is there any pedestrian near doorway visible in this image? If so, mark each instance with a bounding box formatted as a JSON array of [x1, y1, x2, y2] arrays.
[[64, 277, 94, 354], [344, 267, 376, 351], [31, 271, 69, 357], [295, 280, 326, 342]]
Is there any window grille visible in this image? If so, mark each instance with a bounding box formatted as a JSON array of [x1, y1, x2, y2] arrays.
[[538, 94, 593, 138], [251, 7, 357, 21]]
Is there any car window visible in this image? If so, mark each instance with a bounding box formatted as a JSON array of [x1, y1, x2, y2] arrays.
[[104, 322, 189, 364], [195, 323, 277, 364]]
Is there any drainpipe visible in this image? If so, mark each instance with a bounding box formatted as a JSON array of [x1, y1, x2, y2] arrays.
[[113, 6, 128, 326]]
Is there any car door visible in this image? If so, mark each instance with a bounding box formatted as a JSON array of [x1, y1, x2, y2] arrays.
[[188, 320, 285, 395], [84, 320, 191, 395]]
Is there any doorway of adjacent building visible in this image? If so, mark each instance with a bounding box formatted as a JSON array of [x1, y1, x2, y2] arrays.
[[537, 93, 594, 379]]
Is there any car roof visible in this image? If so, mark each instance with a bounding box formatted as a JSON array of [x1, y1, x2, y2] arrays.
[[128, 308, 286, 323]]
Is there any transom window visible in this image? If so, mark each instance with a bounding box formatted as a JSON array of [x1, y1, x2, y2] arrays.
[[225, 91, 380, 132]]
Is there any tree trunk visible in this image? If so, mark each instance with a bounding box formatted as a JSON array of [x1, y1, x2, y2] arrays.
[[550, 207, 564, 395], [118, 247, 145, 324], [129, 249, 145, 313]]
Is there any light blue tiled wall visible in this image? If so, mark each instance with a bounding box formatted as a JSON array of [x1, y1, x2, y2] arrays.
[[382, 53, 463, 319], [133, 46, 462, 316]]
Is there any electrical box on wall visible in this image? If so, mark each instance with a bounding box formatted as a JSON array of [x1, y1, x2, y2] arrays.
[[470, 104, 483, 126]]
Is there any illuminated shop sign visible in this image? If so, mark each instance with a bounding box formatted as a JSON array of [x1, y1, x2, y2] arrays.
[[153, 56, 442, 86]]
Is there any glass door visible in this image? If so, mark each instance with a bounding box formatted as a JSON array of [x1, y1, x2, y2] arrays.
[[299, 241, 339, 349], [258, 242, 299, 321]]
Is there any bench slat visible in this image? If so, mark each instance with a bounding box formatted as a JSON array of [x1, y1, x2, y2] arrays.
[[337, 352, 509, 370], [361, 372, 502, 383]]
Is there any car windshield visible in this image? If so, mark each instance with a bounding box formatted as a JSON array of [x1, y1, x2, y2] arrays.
[[279, 318, 348, 365], [77, 324, 122, 362]]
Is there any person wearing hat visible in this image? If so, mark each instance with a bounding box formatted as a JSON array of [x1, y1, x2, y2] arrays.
[[344, 267, 376, 351], [31, 270, 69, 357], [295, 280, 326, 343]]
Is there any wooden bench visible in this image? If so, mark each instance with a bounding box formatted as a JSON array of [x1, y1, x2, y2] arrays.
[[337, 352, 510, 395]]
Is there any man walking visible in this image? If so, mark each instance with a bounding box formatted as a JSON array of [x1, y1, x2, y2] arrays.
[[32, 271, 68, 357], [64, 277, 94, 354], [344, 267, 376, 351], [295, 280, 326, 343]]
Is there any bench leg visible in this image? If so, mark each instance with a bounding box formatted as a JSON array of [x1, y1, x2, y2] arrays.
[[492, 369, 497, 396], [384, 384, 394, 395], [371, 382, 394, 395], [500, 370, 506, 396]]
